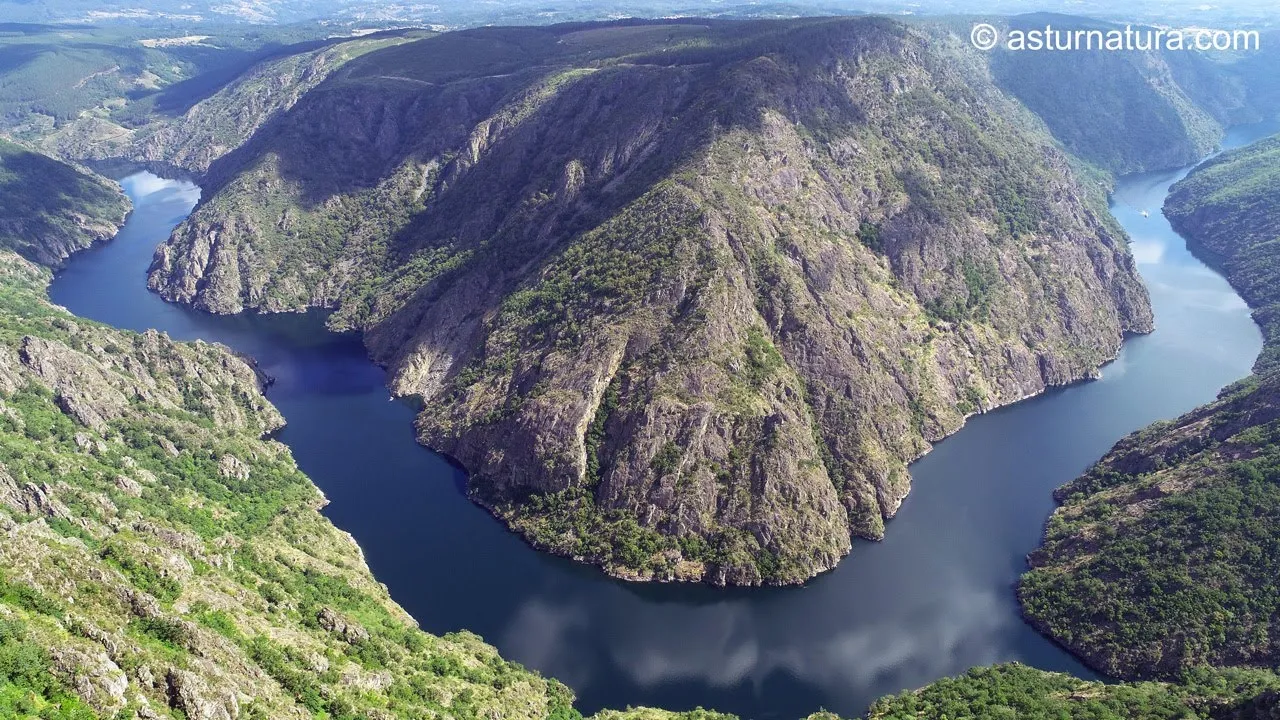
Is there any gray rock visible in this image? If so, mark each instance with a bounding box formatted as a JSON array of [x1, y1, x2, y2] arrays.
[[317, 607, 370, 644], [218, 455, 250, 480], [51, 646, 128, 714], [114, 475, 143, 497], [18, 336, 129, 432], [166, 669, 239, 720]]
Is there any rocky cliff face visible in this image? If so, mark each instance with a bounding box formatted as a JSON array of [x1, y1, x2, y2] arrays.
[[0, 139, 128, 267], [146, 18, 1153, 585]]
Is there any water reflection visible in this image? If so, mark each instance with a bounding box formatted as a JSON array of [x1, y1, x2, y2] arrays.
[[47, 121, 1275, 720]]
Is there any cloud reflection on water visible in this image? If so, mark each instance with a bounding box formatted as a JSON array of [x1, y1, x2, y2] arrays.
[[503, 568, 1018, 710], [122, 172, 199, 204], [1128, 239, 1165, 265]]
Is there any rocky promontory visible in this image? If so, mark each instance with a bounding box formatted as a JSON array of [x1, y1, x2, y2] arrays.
[[146, 18, 1153, 585]]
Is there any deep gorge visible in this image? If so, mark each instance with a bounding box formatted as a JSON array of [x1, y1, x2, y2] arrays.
[[42, 120, 1275, 718]]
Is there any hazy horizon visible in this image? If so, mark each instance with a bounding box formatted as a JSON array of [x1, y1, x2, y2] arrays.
[[0, 0, 1275, 29]]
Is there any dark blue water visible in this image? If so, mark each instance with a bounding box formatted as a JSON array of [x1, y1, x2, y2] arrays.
[[47, 124, 1273, 719]]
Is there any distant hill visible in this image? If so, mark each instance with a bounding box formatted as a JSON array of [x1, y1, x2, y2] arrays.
[[991, 15, 1280, 174], [0, 139, 127, 266], [2, 0, 1278, 27], [0, 22, 366, 141]]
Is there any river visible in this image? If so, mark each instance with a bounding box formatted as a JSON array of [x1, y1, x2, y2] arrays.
[[47, 122, 1275, 719]]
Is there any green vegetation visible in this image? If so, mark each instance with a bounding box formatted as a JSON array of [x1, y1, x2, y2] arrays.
[[495, 183, 698, 348], [742, 327, 784, 388], [869, 664, 1280, 720], [924, 257, 1000, 324], [0, 139, 127, 266], [1166, 133, 1280, 374], [1019, 133, 1280, 686], [0, 21, 428, 181], [855, 221, 883, 253], [0, 22, 354, 136], [1021, 380, 1280, 677], [512, 485, 788, 584], [0, 615, 97, 720], [584, 372, 623, 486], [0, 139, 762, 716]]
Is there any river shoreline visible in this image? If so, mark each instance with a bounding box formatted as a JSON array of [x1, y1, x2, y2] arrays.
[[45, 126, 1268, 718]]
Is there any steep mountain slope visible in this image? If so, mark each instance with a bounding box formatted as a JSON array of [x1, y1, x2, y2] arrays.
[[1019, 135, 1280, 680], [990, 15, 1277, 174], [146, 18, 1153, 585], [0, 140, 128, 267]]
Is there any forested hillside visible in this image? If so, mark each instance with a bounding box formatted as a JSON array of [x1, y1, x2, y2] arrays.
[[1167, 134, 1280, 372], [0, 23, 343, 138], [868, 664, 1280, 719], [1017, 134, 1280, 687], [990, 15, 1280, 174], [0, 139, 128, 266]]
